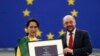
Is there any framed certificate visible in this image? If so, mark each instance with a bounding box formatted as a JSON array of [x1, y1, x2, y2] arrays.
[[28, 39, 64, 56]]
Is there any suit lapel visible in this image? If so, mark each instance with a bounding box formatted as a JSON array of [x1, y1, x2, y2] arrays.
[[63, 32, 67, 48], [73, 29, 79, 48]]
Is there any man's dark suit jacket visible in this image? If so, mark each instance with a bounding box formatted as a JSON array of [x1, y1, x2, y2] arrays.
[[60, 29, 92, 56]]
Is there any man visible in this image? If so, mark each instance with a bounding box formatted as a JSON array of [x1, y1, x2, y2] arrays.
[[60, 15, 92, 56]]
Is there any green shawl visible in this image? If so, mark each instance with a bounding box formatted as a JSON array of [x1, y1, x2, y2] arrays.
[[18, 36, 29, 56]]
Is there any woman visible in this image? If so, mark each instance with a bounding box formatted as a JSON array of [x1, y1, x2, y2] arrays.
[[16, 19, 41, 56]]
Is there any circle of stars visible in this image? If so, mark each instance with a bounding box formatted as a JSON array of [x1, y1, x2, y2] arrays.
[[22, 0, 79, 39]]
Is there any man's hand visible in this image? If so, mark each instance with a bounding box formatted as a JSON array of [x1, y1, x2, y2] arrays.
[[64, 48, 73, 54]]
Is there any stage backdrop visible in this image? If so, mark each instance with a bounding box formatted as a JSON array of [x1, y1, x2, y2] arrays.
[[0, 0, 100, 48]]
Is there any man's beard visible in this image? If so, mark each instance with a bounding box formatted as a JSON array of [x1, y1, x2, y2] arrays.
[[66, 26, 75, 32]]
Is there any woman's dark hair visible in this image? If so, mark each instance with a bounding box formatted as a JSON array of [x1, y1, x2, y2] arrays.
[[25, 19, 39, 28], [25, 19, 39, 36]]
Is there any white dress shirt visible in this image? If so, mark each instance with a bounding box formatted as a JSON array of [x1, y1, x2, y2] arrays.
[[66, 28, 76, 46]]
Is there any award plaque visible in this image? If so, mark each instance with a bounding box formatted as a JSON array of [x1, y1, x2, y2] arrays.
[[28, 39, 64, 56]]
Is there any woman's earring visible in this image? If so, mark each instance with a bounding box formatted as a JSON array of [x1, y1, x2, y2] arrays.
[[25, 28, 28, 33]]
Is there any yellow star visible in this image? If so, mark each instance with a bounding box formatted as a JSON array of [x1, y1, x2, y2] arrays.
[[26, 0, 34, 5], [71, 9, 78, 17], [59, 29, 65, 36], [23, 9, 30, 16], [36, 29, 42, 37], [67, 0, 75, 5], [47, 32, 54, 40]]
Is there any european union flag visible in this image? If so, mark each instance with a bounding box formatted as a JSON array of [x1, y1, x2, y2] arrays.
[[0, 0, 100, 48]]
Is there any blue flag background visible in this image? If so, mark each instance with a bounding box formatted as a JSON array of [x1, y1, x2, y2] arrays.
[[0, 0, 100, 48]]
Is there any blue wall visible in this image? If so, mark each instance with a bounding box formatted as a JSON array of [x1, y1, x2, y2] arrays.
[[0, 0, 100, 48]]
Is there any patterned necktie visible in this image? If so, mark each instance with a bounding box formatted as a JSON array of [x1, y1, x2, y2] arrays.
[[68, 32, 73, 49]]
